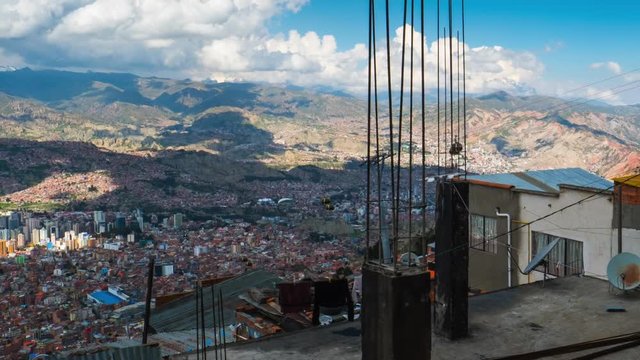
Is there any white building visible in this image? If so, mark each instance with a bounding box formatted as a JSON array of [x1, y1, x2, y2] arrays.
[[467, 168, 616, 291]]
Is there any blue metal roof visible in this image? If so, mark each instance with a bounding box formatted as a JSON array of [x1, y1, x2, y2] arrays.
[[90, 291, 124, 305], [468, 168, 612, 193], [524, 168, 612, 191], [467, 173, 545, 192]]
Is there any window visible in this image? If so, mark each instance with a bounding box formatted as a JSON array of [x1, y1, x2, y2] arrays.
[[532, 232, 583, 277], [470, 214, 497, 254]]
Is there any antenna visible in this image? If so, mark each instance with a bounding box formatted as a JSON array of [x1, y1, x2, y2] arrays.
[[523, 238, 560, 274], [607, 252, 640, 291]]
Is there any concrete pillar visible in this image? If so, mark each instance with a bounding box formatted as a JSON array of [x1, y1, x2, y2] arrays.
[[434, 180, 469, 340], [361, 264, 431, 360]]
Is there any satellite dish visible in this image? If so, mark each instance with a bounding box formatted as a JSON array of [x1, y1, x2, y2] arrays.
[[607, 252, 640, 290], [400, 252, 419, 266], [523, 238, 560, 274]]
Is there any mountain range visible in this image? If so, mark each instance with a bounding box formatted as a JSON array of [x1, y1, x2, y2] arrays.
[[0, 68, 638, 211]]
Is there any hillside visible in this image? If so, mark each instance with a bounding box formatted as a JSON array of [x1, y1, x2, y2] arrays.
[[0, 68, 639, 210]]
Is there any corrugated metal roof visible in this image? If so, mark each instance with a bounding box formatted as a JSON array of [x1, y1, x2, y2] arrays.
[[467, 173, 544, 192], [468, 168, 612, 193], [613, 173, 640, 188], [150, 269, 282, 333], [525, 168, 612, 191]]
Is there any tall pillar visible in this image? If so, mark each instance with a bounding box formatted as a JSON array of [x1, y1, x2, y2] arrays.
[[434, 180, 469, 340], [361, 264, 431, 360]]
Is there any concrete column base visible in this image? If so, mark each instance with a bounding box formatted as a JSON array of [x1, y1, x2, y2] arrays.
[[361, 264, 431, 360]]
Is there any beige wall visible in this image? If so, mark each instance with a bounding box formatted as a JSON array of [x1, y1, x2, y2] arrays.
[[469, 183, 616, 291], [621, 228, 640, 256], [468, 183, 520, 291], [519, 188, 614, 282]]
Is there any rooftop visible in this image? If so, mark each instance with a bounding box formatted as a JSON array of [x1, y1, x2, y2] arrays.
[[89, 290, 125, 305], [467, 167, 613, 194], [150, 269, 282, 333], [177, 276, 640, 359]]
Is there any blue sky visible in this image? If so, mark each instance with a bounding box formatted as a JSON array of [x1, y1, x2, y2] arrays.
[[271, 0, 640, 103], [0, 0, 638, 104]]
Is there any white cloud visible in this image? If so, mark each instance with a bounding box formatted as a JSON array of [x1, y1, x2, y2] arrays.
[[368, 25, 543, 95], [200, 30, 368, 92], [0, 1, 544, 96], [0, 0, 89, 38], [584, 86, 623, 105], [0, 47, 25, 68], [590, 61, 622, 75]]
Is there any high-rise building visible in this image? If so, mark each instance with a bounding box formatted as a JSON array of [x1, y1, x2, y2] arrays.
[[17, 234, 25, 249], [7, 240, 15, 254], [49, 226, 58, 240], [137, 215, 144, 231], [0, 216, 9, 229], [27, 217, 41, 231], [22, 225, 30, 243], [8, 212, 20, 230], [78, 232, 90, 248], [173, 213, 183, 229], [135, 209, 144, 231], [39, 228, 47, 245], [32, 228, 40, 245], [0, 240, 7, 257], [115, 213, 126, 234], [66, 238, 75, 251], [94, 211, 106, 234]]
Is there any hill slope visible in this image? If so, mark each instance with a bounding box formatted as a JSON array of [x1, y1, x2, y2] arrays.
[[0, 69, 639, 209]]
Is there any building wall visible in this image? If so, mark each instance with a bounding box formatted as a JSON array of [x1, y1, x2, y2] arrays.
[[614, 183, 640, 230], [519, 188, 614, 281], [468, 183, 520, 291], [621, 228, 640, 256]]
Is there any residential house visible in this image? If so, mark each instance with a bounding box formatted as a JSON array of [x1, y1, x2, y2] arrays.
[[466, 168, 614, 291]]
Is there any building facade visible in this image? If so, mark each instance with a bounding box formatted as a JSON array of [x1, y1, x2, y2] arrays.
[[467, 168, 615, 291]]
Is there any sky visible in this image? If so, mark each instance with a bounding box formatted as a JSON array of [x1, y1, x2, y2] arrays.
[[0, 0, 638, 104]]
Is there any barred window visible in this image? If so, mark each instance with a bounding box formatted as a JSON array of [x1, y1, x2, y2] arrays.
[[532, 232, 583, 277], [470, 214, 497, 254]]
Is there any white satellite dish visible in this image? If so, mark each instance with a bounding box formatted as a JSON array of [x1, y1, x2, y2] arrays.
[[607, 252, 640, 291], [400, 252, 419, 266], [523, 238, 560, 274]]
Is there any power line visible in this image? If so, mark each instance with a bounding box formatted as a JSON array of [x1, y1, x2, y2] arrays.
[[432, 171, 640, 260], [556, 66, 640, 96], [544, 81, 640, 115]]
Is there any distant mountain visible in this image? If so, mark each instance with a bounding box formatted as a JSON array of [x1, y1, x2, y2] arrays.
[[0, 68, 639, 210]]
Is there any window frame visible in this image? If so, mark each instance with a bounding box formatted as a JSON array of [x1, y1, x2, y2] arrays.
[[469, 213, 498, 254], [531, 232, 584, 277]]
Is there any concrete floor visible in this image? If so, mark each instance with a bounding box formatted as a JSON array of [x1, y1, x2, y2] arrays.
[[171, 276, 640, 359]]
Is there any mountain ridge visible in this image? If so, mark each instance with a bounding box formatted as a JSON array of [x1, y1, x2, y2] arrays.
[[0, 68, 639, 210]]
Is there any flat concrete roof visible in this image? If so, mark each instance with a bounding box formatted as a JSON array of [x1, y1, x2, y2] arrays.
[[173, 276, 640, 359]]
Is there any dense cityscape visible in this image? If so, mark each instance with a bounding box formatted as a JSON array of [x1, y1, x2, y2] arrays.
[[0, 194, 367, 356], [1, 0, 640, 359]]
